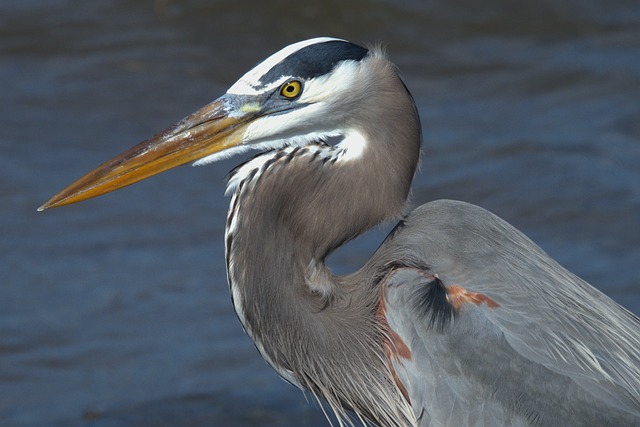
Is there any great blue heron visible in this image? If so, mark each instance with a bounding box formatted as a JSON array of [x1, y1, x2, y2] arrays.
[[40, 38, 639, 426]]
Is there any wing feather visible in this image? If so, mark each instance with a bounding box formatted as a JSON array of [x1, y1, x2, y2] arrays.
[[375, 200, 640, 426]]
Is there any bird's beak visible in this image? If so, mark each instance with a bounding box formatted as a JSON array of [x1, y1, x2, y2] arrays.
[[39, 95, 258, 211]]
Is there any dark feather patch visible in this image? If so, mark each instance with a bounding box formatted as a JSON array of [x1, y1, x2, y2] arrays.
[[260, 151, 285, 173], [259, 40, 368, 86], [284, 146, 302, 164], [376, 263, 455, 332], [413, 275, 455, 332]]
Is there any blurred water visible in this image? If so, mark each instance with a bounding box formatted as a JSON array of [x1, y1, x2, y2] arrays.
[[1, 1, 639, 426]]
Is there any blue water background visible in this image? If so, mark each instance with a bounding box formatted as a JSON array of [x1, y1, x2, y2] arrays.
[[2, 1, 639, 425]]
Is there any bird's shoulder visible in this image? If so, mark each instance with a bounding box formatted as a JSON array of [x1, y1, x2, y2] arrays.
[[374, 200, 640, 425]]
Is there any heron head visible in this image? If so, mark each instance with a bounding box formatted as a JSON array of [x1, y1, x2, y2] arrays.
[[39, 38, 409, 210]]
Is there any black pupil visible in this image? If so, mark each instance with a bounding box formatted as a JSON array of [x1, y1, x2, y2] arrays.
[[286, 85, 294, 92]]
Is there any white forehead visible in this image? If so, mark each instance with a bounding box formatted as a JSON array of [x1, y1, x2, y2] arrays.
[[228, 37, 345, 96]]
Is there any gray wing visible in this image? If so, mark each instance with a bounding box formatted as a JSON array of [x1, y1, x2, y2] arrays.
[[377, 200, 640, 427]]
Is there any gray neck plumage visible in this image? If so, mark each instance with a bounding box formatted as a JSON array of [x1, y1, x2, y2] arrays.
[[223, 56, 420, 425]]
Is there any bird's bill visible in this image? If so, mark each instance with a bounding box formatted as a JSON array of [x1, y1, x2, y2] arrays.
[[39, 96, 255, 211]]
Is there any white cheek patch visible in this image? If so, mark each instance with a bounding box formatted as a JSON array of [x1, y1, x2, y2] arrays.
[[228, 37, 344, 96], [336, 128, 367, 161], [192, 139, 294, 167], [296, 60, 361, 104], [242, 102, 335, 144]]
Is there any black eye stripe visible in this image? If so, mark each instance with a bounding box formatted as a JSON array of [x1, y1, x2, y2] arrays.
[[259, 40, 368, 86]]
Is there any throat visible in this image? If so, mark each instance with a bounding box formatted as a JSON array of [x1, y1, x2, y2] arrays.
[[223, 134, 412, 343], [221, 136, 416, 425], [224, 187, 350, 389], [223, 146, 350, 357]]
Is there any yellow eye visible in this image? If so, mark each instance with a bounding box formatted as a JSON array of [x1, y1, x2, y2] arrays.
[[280, 80, 302, 99]]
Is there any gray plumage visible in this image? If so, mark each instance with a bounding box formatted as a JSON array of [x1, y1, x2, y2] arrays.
[[381, 201, 640, 426], [223, 50, 420, 425], [221, 43, 640, 425], [40, 38, 640, 426]]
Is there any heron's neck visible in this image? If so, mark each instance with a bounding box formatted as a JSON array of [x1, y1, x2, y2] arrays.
[[224, 141, 401, 337], [224, 146, 413, 423], [223, 64, 420, 425]]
